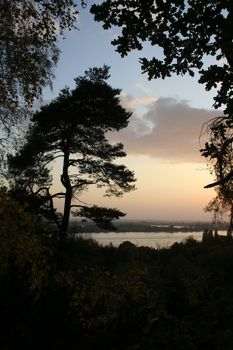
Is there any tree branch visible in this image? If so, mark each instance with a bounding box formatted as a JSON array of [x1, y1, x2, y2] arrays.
[[204, 169, 233, 188], [70, 204, 86, 208], [45, 188, 62, 230], [51, 192, 66, 198]]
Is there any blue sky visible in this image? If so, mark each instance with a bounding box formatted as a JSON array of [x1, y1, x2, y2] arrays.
[[44, 2, 221, 221]]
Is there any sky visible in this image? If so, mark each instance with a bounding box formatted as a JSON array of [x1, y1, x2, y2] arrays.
[[44, 1, 222, 221]]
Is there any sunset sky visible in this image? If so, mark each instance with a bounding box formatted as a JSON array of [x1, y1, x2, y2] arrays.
[[44, 2, 222, 221]]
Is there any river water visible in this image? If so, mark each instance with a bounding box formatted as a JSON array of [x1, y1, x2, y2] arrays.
[[80, 231, 227, 249]]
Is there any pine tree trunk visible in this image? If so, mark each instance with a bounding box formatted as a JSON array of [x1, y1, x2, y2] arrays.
[[60, 149, 72, 240]]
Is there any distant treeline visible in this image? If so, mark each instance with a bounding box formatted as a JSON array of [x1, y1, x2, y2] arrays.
[[69, 220, 229, 234]]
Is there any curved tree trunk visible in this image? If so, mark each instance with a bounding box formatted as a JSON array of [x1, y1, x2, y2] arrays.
[[60, 148, 72, 240]]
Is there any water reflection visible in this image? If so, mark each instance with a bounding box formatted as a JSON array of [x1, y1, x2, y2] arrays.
[[84, 231, 227, 249]]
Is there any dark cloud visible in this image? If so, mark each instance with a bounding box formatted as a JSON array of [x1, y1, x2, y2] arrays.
[[114, 98, 220, 163]]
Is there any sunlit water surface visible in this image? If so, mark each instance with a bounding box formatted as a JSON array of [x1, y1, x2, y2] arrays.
[[79, 231, 227, 249]]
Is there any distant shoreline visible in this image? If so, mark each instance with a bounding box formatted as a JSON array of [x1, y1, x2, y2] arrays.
[[69, 220, 228, 234]]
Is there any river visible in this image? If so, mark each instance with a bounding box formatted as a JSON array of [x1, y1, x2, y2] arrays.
[[78, 230, 227, 249]]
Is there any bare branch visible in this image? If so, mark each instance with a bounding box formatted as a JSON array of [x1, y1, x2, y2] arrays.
[[51, 192, 66, 198], [204, 169, 233, 188], [70, 204, 86, 208], [72, 194, 90, 206]]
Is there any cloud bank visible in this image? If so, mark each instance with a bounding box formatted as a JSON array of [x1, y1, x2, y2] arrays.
[[115, 97, 221, 163]]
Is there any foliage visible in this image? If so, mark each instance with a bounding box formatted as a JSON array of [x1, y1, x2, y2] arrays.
[[91, 0, 233, 211], [0, 187, 53, 349], [91, 1, 233, 109], [1, 188, 233, 349], [204, 183, 233, 232], [0, 187, 76, 349], [0, 187, 51, 289], [8, 66, 136, 239], [0, 0, 86, 122], [201, 115, 233, 227], [2, 221, 233, 349]]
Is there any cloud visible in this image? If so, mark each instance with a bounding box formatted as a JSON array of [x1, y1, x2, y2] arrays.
[[120, 92, 157, 109], [134, 82, 151, 94], [114, 97, 220, 163]]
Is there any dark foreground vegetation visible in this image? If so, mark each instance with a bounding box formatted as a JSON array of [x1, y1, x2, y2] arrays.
[[1, 191, 233, 350]]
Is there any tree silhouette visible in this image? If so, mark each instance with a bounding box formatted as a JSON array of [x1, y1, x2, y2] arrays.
[[91, 1, 233, 190], [202, 116, 233, 230], [0, 0, 85, 122], [8, 66, 136, 240], [205, 188, 233, 234]]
